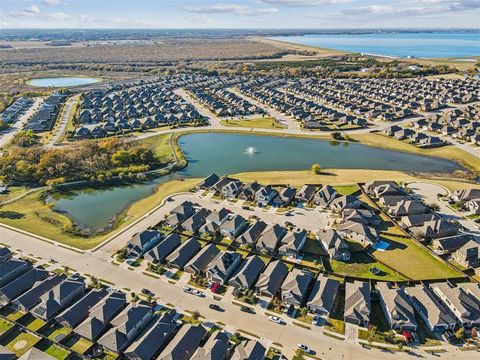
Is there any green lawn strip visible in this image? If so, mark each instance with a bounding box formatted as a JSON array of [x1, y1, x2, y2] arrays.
[[371, 234, 464, 280], [0, 318, 13, 335], [26, 318, 46, 332], [36, 341, 70, 360], [6, 331, 41, 357], [220, 117, 286, 130], [324, 318, 345, 335], [45, 325, 72, 342], [333, 185, 360, 196], [5, 309, 26, 322], [68, 337, 93, 354]]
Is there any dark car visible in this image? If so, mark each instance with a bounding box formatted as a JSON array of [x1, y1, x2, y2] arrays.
[[209, 304, 222, 311], [142, 288, 154, 296], [240, 306, 255, 314]]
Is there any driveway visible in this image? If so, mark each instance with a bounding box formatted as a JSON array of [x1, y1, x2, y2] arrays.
[[46, 95, 79, 148], [345, 322, 359, 344]]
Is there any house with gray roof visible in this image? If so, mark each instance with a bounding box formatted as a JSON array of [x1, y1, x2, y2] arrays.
[[255, 186, 277, 207], [98, 303, 155, 353], [127, 230, 163, 257], [0, 247, 12, 264], [184, 244, 221, 275], [255, 260, 288, 298], [156, 324, 207, 360], [191, 331, 230, 360], [231, 340, 266, 360], [0, 259, 31, 287], [197, 174, 220, 190], [344, 281, 371, 327], [405, 285, 456, 332], [165, 238, 201, 270], [272, 187, 296, 207], [453, 189, 480, 203], [281, 269, 313, 307], [181, 208, 211, 233], [0, 345, 15, 360], [431, 283, 480, 328], [0, 267, 49, 306], [377, 283, 418, 331], [389, 199, 429, 217], [295, 184, 316, 204], [337, 222, 379, 247], [452, 240, 479, 268], [255, 224, 286, 255], [329, 195, 361, 213], [317, 229, 350, 261], [314, 185, 338, 207], [220, 215, 247, 239], [75, 290, 127, 341], [277, 229, 307, 258], [307, 275, 340, 317], [238, 182, 261, 201], [32, 277, 86, 321], [144, 233, 181, 263], [18, 347, 55, 360], [411, 219, 460, 240], [229, 255, 265, 289], [124, 314, 178, 360], [236, 221, 267, 246], [56, 288, 108, 328], [206, 251, 242, 284], [12, 274, 66, 312]]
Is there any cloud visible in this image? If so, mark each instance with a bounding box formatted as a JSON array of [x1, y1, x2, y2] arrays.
[[25, 5, 41, 14], [183, 3, 278, 16], [42, 0, 63, 5], [257, 0, 350, 6]]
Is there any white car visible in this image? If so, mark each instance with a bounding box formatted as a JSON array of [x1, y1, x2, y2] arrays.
[[192, 290, 205, 297], [268, 316, 284, 324], [183, 286, 192, 293], [297, 344, 312, 354]]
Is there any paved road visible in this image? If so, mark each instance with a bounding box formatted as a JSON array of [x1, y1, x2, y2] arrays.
[[407, 182, 480, 237], [0, 97, 44, 148], [2, 224, 476, 360], [46, 95, 79, 148]]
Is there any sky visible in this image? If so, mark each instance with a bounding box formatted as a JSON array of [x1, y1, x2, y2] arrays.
[[1, 0, 479, 29]]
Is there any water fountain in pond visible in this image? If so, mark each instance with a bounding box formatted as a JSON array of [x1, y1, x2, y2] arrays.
[[244, 146, 258, 156]]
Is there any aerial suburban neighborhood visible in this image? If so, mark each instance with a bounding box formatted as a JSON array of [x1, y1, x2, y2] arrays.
[[0, 2, 479, 360]]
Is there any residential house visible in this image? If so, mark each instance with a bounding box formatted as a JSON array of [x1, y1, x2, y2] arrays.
[[181, 208, 211, 233], [127, 230, 163, 257], [377, 283, 417, 331], [231, 340, 266, 360], [281, 269, 313, 307], [314, 185, 338, 207], [144, 234, 181, 263], [165, 238, 201, 270], [56, 288, 108, 328], [452, 240, 479, 268], [0, 267, 49, 306], [221, 180, 243, 199], [124, 314, 178, 360], [272, 187, 296, 207], [75, 291, 127, 341], [236, 221, 267, 246], [220, 215, 247, 239], [277, 229, 307, 258], [0, 259, 31, 288], [405, 285, 456, 333], [206, 251, 242, 284], [98, 303, 155, 353], [238, 182, 261, 201], [255, 260, 289, 298], [228, 255, 265, 289], [466, 199, 480, 215], [344, 281, 371, 328], [255, 186, 278, 207], [337, 222, 379, 247], [31, 277, 86, 321], [389, 199, 429, 217], [330, 195, 361, 213], [190, 331, 230, 360], [12, 275, 66, 312], [0, 247, 12, 263], [184, 244, 220, 276], [156, 324, 207, 360], [453, 189, 480, 203], [317, 229, 350, 261], [412, 219, 459, 240], [295, 185, 316, 204], [255, 224, 287, 255], [307, 275, 340, 316], [197, 174, 220, 190], [431, 283, 480, 328]]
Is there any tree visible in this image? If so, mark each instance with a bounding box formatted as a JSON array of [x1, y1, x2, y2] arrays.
[[299, 307, 308, 319], [455, 327, 464, 339], [367, 325, 377, 344], [428, 202, 440, 211], [89, 276, 101, 289], [311, 163, 321, 175], [192, 311, 201, 320], [331, 131, 342, 140]]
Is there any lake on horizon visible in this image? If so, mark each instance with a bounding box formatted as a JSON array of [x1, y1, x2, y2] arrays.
[[269, 32, 480, 58], [29, 77, 100, 87], [51, 133, 463, 230]]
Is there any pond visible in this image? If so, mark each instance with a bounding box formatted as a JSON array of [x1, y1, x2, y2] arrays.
[[51, 133, 463, 230], [29, 77, 100, 87]]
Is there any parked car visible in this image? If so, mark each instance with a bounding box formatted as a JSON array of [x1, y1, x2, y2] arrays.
[[142, 288, 154, 296], [240, 306, 255, 314], [192, 289, 205, 297], [268, 316, 285, 325], [183, 286, 193, 293], [403, 330, 413, 343], [297, 344, 312, 354], [211, 283, 220, 293], [209, 304, 222, 311], [285, 304, 295, 318]]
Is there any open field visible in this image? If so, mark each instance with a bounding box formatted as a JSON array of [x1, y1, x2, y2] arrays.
[[137, 132, 176, 163], [220, 117, 286, 129], [0, 178, 198, 249], [350, 133, 480, 172]]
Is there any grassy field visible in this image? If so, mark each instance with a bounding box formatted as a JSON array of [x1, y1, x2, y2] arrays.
[[138, 132, 176, 163], [0, 178, 199, 250], [350, 133, 480, 172], [370, 234, 464, 280], [220, 117, 286, 129]]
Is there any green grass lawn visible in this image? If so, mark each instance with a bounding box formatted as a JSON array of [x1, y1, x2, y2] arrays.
[[333, 185, 360, 196], [36, 342, 70, 360], [42, 324, 72, 342], [370, 234, 464, 280], [25, 318, 46, 332], [326, 251, 407, 282], [5, 331, 41, 357], [68, 337, 93, 354], [137, 132, 176, 163], [324, 318, 346, 335], [220, 117, 286, 130], [0, 319, 13, 335], [5, 309, 26, 322]]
